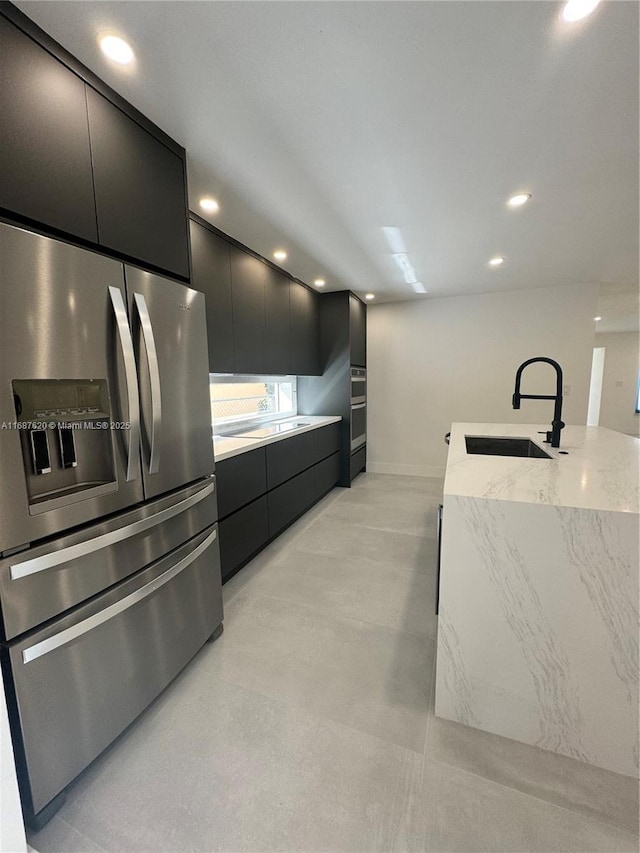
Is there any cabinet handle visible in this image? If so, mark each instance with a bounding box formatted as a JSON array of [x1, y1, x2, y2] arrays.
[[21, 528, 217, 664], [109, 286, 140, 483]]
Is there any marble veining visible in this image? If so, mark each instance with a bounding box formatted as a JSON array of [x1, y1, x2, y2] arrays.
[[436, 423, 639, 777]]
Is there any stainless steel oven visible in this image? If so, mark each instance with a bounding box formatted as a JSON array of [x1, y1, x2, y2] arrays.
[[350, 367, 366, 404], [350, 402, 366, 451]]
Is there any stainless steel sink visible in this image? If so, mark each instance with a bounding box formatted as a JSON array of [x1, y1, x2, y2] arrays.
[[464, 435, 552, 459]]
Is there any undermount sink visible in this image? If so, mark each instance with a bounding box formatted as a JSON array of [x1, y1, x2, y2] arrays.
[[464, 435, 552, 459]]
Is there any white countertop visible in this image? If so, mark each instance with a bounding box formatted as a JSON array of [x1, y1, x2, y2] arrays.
[[444, 423, 639, 514], [213, 416, 342, 462]]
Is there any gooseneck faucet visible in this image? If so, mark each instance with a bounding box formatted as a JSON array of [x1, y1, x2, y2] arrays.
[[512, 357, 565, 448]]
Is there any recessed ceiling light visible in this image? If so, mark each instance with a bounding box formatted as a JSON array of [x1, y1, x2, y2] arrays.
[[314, 278, 326, 287], [99, 34, 134, 65], [561, 0, 600, 22], [489, 257, 505, 267], [273, 250, 287, 262], [199, 197, 219, 213], [365, 293, 375, 301], [507, 193, 532, 207], [594, 316, 602, 322]]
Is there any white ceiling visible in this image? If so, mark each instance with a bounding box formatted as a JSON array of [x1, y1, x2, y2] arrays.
[[16, 0, 640, 324]]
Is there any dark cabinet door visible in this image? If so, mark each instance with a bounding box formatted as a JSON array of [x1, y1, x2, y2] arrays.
[[230, 247, 266, 374], [290, 283, 320, 376], [86, 88, 189, 279], [267, 468, 315, 538], [219, 496, 269, 582], [215, 448, 267, 519], [315, 452, 340, 499], [0, 17, 97, 242], [314, 422, 341, 463], [189, 221, 235, 373], [349, 295, 367, 367], [265, 431, 316, 490], [264, 267, 291, 375]]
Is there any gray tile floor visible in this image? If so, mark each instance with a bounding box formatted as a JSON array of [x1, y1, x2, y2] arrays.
[[29, 473, 639, 853]]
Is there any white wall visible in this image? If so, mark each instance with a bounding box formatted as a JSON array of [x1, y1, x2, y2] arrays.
[[596, 331, 640, 436], [0, 682, 27, 853], [367, 283, 598, 476]]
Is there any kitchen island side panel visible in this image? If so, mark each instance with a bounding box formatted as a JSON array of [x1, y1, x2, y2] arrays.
[[435, 494, 639, 778]]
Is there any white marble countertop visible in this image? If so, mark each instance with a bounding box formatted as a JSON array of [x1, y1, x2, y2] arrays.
[[444, 423, 639, 514], [213, 415, 342, 462]]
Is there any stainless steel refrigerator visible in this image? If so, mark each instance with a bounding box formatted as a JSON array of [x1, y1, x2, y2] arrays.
[[0, 221, 223, 827]]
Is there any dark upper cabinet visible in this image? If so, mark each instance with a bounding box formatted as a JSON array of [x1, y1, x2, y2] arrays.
[[349, 294, 367, 366], [230, 247, 266, 373], [86, 88, 189, 279], [264, 267, 291, 375], [189, 220, 235, 373], [0, 16, 97, 242], [290, 283, 320, 376]]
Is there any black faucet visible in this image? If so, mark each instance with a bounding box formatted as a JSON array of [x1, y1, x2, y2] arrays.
[[512, 357, 565, 448]]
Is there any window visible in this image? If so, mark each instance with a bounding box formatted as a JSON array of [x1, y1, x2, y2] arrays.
[[210, 374, 297, 432]]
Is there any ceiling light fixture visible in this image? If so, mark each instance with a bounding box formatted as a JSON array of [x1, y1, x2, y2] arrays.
[[99, 34, 134, 65], [365, 293, 375, 301], [199, 197, 219, 213], [561, 0, 601, 22], [594, 316, 602, 322], [314, 278, 326, 287], [489, 257, 505, 267], [507, 193, 532, 207], [273, 250, 287, 262]]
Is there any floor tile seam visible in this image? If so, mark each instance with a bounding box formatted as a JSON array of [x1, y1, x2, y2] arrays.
[[258, 546, 439, 581], [202, 668, 428, 760], [231, 587, 440, 644], [425, 757, 640, 839], [46, 814, 109, 853], [321, 517, 440, 538]]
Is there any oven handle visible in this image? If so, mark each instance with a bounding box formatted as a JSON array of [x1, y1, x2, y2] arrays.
[[21, 527, 218, 664], [10, 482, 215, 580], [109, 286, 140, 483], [351, 402, 366, 411]]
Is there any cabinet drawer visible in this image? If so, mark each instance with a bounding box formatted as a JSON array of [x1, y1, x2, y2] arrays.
[[218, 496, 268, 582], [314, 423, 341, 463], [315, 452, 340, 500], [268, 468, 315, 538], [350, 446, 366, 481], [215, 448, 267, 519], [266, 431, 316, 490]]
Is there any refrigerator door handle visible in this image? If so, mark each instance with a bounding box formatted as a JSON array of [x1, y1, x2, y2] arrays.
[[10, 481, 215, 580], [109, 286, 140, 483], [133, 292, 162, 475], [21, 527, 218, 664]]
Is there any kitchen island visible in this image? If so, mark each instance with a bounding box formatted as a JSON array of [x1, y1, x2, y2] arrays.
[[435, 423, 639, 777]]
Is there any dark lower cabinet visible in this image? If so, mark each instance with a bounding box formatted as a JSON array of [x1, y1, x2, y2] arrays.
[[315, 452, 340, 499], [86, 88, 190, 279], [266, 431, 316, 490], [215, 448, 266, 519], [267, 468, 315, 538], [216, 423, 342, 582], [218, 496, 269, 582], [350, 446, 366, 481], [314, 423, 341, 462], [189, 220, 235, 373], [0, 15, 97, 242]]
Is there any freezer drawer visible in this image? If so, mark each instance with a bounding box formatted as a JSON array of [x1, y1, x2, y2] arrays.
[[0, 479, 217, 641], [6, 523, 222, 819]]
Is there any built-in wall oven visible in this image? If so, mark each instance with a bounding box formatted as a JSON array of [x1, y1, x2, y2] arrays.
[[350, 367, 367, 452]]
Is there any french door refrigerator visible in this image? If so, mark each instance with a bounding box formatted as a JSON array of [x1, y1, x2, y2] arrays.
[[0, 221, 222, 827]]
